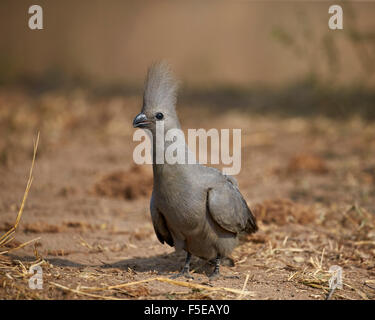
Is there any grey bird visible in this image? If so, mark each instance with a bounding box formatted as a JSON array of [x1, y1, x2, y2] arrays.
[[133, 62, 258, 280]]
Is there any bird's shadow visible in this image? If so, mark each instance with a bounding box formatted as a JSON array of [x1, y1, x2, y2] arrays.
[[9, 252, 233, 276], [7, 253, 87, 268], [100, 251, 215, 277], [7, 251, 217, 277]]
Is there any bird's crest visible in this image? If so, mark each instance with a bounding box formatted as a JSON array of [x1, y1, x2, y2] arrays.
[[142, 61, 179, 112]]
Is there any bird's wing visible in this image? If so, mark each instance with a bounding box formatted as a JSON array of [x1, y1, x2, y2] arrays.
[[207, 178, 258, 234], [150, 194, 174, 247]]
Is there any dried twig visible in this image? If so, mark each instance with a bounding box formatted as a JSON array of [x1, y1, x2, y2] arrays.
[[0, 132, 40, 251], [54, 276, 256, 298], [0, 237, 41, 255], [50, 282, 125, 300], [237, 273, 250, 299]]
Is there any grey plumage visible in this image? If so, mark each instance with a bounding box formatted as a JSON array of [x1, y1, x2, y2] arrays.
[[143, 61, 179, 112], [133, 62, 258, 279]]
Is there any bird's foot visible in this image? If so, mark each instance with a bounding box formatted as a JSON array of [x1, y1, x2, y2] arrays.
[[170, 268, 194, 280], [223, 274, 240, 279], [208, 272, 240, 281], [208, 270, 220, 281]]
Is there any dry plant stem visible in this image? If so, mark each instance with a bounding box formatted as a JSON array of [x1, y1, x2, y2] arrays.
[[49, 282, 125, 300], [156, 277, 255, 296], [237, 273, 250, 299], [59, 276, 255, 297], [0, 237, 41, 255], [0, 132, 40, 250]]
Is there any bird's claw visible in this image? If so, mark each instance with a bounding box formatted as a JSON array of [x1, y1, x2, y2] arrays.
[[170, 269, 194, 280], [209, 272, 240, 281], [208, 271, 220, 281]]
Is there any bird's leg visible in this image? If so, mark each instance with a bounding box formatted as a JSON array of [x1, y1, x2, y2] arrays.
[[171, 252, 194, 279], [209, 254, 221, 280], [209, 254, 240, 281]]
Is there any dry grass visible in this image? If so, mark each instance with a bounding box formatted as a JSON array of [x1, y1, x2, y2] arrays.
[[0, 132, 39, 252], [50, 276, 255, 300], [236, 207, 375, 300], [253, 198, 317, 226]]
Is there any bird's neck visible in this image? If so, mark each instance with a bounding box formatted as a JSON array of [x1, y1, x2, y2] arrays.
[[151, 129, 195, 178]]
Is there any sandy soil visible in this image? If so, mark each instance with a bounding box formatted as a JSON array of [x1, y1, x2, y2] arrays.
[[0, 88, 374, 300]]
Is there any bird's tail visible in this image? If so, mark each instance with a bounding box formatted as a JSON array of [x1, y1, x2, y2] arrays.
[[245, 208, 258, 234], [242, 197, 258, 234], [143, 61, 179, 111]]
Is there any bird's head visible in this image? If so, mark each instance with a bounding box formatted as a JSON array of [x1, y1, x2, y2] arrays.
[[133, 61, 180, 133]]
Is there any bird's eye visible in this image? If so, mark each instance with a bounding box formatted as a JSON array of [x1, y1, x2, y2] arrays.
[[155, 112, 164, 120]]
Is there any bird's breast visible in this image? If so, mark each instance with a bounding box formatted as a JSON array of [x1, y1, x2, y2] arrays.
[[154, 182, 205, 231]]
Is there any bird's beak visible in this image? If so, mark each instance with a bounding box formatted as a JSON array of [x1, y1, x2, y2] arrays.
[[133, 113, 152, 128]]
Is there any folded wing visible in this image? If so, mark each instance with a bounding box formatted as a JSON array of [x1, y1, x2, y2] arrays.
[[150, 194, 174, 247], [207, 178, 258, 234]]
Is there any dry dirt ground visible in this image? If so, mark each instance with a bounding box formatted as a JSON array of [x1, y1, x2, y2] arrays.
[[0, 88, 375, 300]]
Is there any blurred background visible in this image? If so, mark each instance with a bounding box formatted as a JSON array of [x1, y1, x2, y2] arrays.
[[1, 0, 375, 165], [1, 0, 375, 199], [1, 1, 375, 90], [0, 0, 374, 177]]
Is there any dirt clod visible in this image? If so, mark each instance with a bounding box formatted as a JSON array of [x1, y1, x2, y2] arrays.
[[92, 165, 153, 200], [287, 154, 329, 174], [253, 198, 317, 226]]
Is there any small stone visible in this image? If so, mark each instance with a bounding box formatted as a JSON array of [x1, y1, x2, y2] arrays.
[[293, 256, 305, 263]]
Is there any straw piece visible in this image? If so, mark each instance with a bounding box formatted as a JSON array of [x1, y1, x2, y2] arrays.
[[155, 277, 256, 296], [0, 132, 40, 250], [81, 277, 157, 291], [50, 282, 126, 300], [0, 237, 41, 255], [344, 283, 369, 300], [354, 241, 375, 246], [237, 273, 250, 299], [71, 276, 255, 298]]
